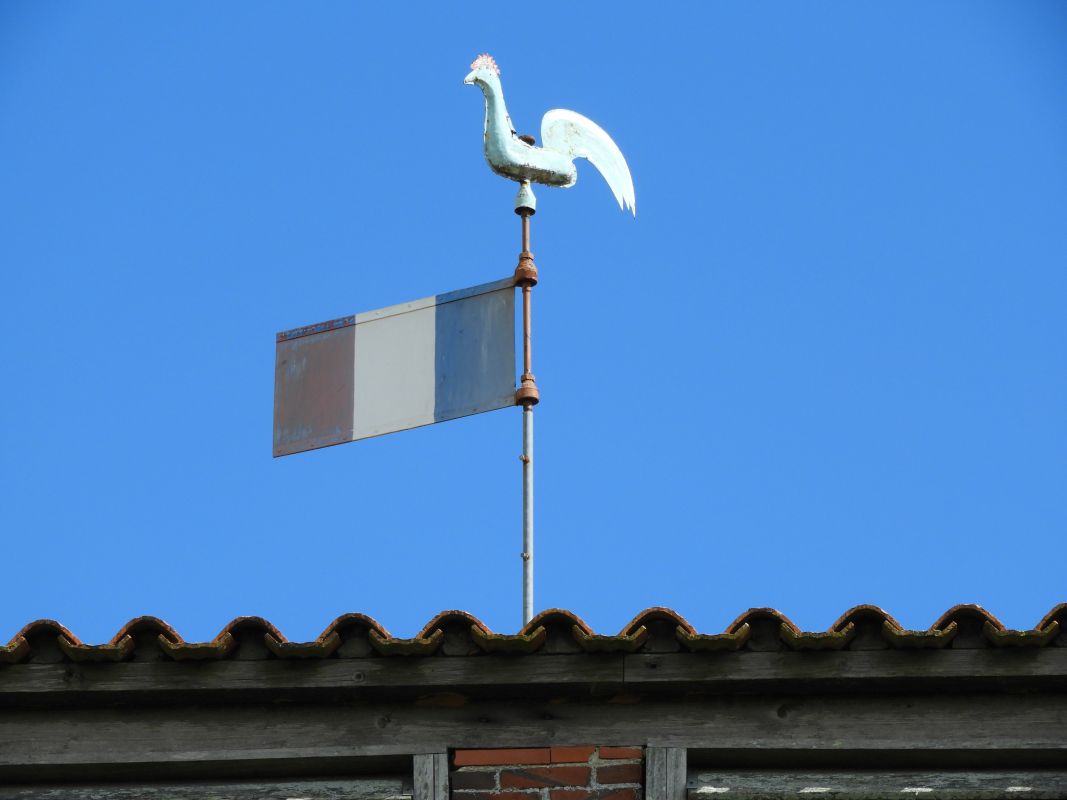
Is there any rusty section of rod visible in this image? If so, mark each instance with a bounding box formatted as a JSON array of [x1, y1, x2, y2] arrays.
[[514, 207, 539, 406], [513, 217, 538, 289]]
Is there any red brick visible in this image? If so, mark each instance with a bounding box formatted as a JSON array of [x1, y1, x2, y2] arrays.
[[501, 766, 592, 789], [450, 772, 497, 790], [595, 764, 643, 785], [551, 791, 595, 800], [452, 793, 538, 800], [454, 748, 551, 767], [597, 747, 642, 760], [549, 791, 638, 800], [550, 745, 596, 763]]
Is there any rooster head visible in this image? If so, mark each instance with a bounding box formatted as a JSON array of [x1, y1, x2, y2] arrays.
[[464, 53, 500, 87]]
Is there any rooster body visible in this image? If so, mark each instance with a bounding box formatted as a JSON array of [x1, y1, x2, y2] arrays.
[[464, 54, 635, 215]]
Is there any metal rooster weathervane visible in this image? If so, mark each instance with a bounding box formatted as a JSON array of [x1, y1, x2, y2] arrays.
[[464, 53, 636, 215], [465, 53, 635, 625]]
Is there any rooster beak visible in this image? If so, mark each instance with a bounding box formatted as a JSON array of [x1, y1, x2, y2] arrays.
[[463, 70, 477, 86]]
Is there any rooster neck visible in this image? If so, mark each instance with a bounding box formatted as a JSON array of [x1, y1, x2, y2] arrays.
[[477, 74, 516, 139]]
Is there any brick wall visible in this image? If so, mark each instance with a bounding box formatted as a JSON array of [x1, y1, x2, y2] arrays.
[[451, 746, 644, 800]]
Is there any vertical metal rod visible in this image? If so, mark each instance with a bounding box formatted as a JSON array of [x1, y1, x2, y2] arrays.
[[520, 216, 534, 628], [514, 203, 538, 628], [522, 403, 533, 626]]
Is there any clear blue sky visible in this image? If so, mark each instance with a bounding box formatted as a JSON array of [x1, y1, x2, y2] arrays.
[[2, 3, 1065, 642]]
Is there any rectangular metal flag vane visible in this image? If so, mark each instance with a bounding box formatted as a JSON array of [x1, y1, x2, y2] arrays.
[[273, 277, 515, 457]]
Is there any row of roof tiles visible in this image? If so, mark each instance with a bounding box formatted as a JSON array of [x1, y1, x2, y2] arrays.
[[1, 605, 1063, 665]]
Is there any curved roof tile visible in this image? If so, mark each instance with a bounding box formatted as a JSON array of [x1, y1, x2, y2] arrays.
[[727, 607, 800, 634], [830, 604, 901, 633], [109, 615, 182, 644], [932, 603, 1005, 632], [525, 608, 592, 636], [621, 607, 694, 637]]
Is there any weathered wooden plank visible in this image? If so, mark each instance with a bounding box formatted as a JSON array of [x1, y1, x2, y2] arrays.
[[647, 747, 685, 800], [414, 754, 435, 800], [0, 776, 411, 800], [646, 747, 666, 800], [665, 747, 686, 800], [1, 693, 1063, 781], [413, 753, 448, 800], [624, 650, 1067, 689], [2, 649, 1065, 703], [0, 655, 625, 701], [433, 753, 448, 800], [687, 769, 1067, 799]]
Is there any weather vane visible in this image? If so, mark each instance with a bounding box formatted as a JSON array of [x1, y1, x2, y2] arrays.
[[273, 55, 634, 628], [464, 53, 636, 216], [465, 53, 635, 625]]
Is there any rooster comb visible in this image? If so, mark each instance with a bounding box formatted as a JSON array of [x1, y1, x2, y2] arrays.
[[470, 53, 500, 76]]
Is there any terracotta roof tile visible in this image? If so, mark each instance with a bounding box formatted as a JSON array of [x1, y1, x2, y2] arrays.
[[369, 627, 444, 656], [880, 620, 958, 649], [621, 607, 693, 653], [0, 605, 1063, 665], [780, 622, 856, 651], [419, 610, 490, 656], [104, 616, 184, 662], [983, 620, 1060, 648], [931, 604, 1005, 649], [830, 604, 901, 632], [675, 623, 750, 652], [318, 612, 391, 658], [15, 619, 80, 643], [525, 608, 592, 635], [523, 609, 592, 655], [320, 612, 391, 639], [12, 619, 83, 664], [725, 608, 797, 652], [0, 636, 30, 665], [828, 605, 899, 650], [265, 630, 342, 659], [418, 610, 490, 638], [215, 616, 286, 660], [110, 615, 182, 644], [1037, 602, 1067, 647], [622, 607, 694, 636], [159, 632, 235, 660], [471, 625, 547, 654], [58, 634, 134, 662], [571, 624, 649, 653]]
